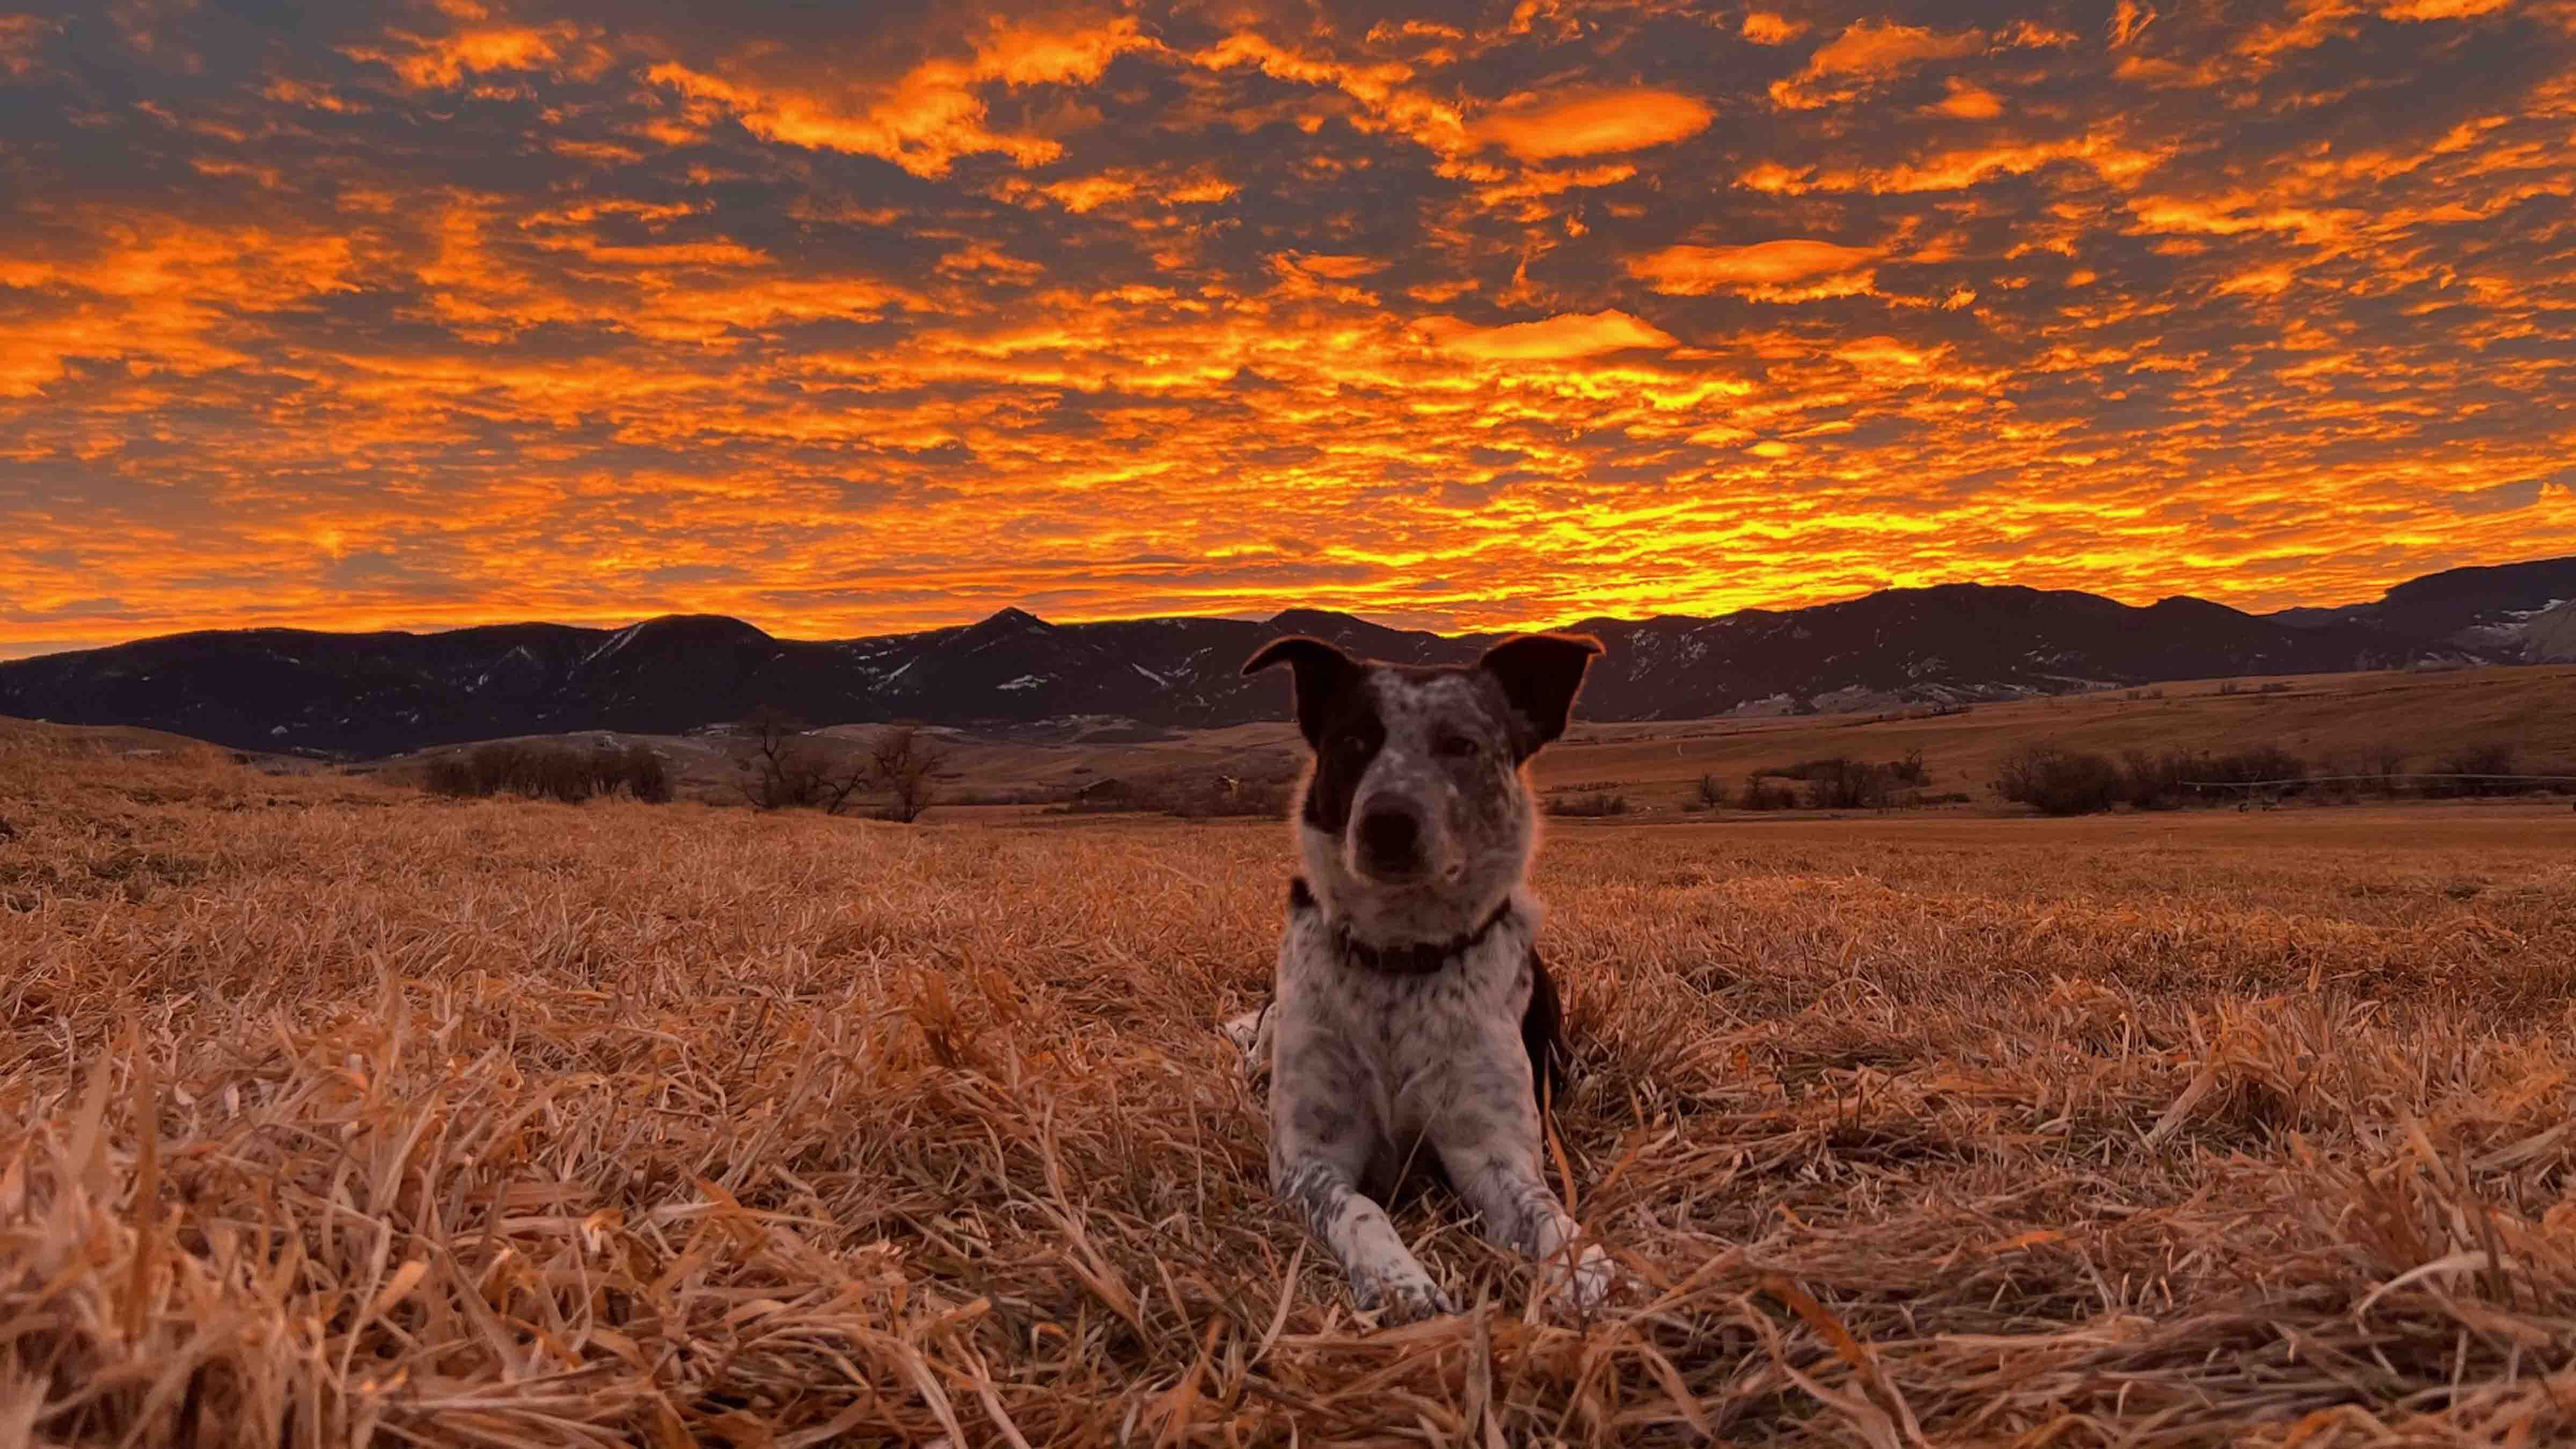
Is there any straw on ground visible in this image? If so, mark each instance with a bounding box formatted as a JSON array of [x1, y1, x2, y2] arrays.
[[6, 730, 2576, 1446]]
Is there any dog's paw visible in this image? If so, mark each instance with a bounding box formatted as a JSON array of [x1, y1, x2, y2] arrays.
[[1218, 1004, 1274, 1085], [1218, 1006, 1265, 1053], [1546, 1243, 1619, 1315], [1355, 1267, 1456, 1324]]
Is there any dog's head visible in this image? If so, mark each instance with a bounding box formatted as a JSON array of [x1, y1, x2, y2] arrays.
[[1243, 631, 1601, 942]]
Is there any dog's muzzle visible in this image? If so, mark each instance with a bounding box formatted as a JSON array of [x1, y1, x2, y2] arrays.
[[1354, 803, 1430, 881]]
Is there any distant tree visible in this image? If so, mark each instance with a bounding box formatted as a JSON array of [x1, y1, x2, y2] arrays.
[[734, 706, 862, 811], [872, 726, 949, 823], [1695, 772, 1728, 808]]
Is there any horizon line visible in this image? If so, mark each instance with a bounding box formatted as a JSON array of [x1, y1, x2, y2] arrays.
[[11, 555, 2568, 664]]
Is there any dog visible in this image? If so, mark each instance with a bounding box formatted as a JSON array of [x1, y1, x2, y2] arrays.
[[1226, 629, 1614, 1322]]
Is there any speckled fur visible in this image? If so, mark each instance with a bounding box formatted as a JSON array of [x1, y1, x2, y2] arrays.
[[1239, 632, 1613, 1322]]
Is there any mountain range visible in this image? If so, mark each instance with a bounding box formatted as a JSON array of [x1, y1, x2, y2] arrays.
[[5, 557, 2572, 758]]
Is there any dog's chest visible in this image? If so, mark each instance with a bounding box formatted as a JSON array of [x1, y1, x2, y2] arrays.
[[1277, 910, 1531, 1133]]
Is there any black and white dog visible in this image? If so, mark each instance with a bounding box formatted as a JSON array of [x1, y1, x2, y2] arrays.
[[1224, 630, 1614, 1322]]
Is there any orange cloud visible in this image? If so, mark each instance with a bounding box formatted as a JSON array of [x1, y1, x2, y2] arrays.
[[648, 17, 1152, 178], [2111, 1, 2159, 47], [1416, 309, 1680, 360], [1015, 164, 1236, 213], [1471, 87, 1715, 159], [1934, 78, 2005, 119], [1190, 32, 1466, 155], [1773, 20, 1988, 109], [1627, 240, 1882, 297], [2379, 0, 2512, 16], [1284, 253, 1388, 280], [1038, 173, 1139, 213], [1, 13, 57, 76], [1741, 11, 1808, 45], [350, 18, 606, 91]]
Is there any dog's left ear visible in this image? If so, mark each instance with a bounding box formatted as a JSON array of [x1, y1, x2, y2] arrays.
[[1477, 633, 1602, 760]]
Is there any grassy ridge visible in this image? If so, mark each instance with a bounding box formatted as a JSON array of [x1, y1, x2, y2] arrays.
[[5, 733, 2576, 1444]]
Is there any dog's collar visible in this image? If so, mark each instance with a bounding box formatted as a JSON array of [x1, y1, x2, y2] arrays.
[[1290, 877, 1515, 976], [1335, 906, 1512, 975]]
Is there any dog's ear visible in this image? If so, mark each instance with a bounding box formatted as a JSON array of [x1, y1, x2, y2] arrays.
[[1477, 633, 1602, 760], [1243, 635, 1362, 749]]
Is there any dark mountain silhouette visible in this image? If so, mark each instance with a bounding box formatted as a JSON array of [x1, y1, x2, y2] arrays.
[[3, 559, 2564, 757], [2272, 555, 2576, 654]]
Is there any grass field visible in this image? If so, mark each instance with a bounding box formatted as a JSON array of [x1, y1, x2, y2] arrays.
[[9, 728, 2576, 1445]]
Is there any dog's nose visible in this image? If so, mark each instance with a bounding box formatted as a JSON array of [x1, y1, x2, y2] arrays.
[[1356, 807, 1424, 874]]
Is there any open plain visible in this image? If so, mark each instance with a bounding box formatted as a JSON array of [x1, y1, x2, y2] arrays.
[[7, 726, 2576, 1446]]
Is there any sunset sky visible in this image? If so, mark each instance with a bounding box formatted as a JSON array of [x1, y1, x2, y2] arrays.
[[3, 0, 2573, 657]]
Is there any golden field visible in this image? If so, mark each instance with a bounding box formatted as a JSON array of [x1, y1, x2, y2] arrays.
[[8, 725, 2576, 1446]]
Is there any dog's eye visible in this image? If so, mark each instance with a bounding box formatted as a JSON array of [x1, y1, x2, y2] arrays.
[[1436, 734, 1479, 759]]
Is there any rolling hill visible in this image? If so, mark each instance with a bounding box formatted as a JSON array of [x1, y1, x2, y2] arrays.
[[3, 557, 2569, 757]]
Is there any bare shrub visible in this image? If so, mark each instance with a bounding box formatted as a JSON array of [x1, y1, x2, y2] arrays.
[[1755, 754, 1920, 807], [538, 748, 601, 803], [1546, 792, 1629, 817], [2121, 748, 2199, 810], [427, 741, 605, 803], [1737, 777, 1798, 811], [2366, 747, 2411, 796], [1996, 744, 2124, 816], [2433, 742, 2520, 797], [424, 753, 477, 797], [608, 745, 675, 803], [1809, 758, 1894, 810], [1695, 772, 1728, 808], [1148, 775, 1293, 819], [872, 726, 949, 823], [2194, 746, 2307, 791]]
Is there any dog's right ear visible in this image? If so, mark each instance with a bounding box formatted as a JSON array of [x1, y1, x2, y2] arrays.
[[1242, 635, 1361, 749]]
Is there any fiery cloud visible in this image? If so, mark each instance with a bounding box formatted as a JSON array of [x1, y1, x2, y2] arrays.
[[1628, 240, 1884, 298], [1470, 87, 1716, 159], [1770, 19, 1990, 108], [1418, 309, 1681, 360], [1, 0, 2572, 657]]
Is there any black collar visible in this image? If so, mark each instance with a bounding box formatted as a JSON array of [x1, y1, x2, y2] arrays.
[[1330, 899, 1515, 976]]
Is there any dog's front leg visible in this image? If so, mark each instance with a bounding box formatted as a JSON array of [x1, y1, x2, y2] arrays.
[[1274, 1152, 1454, 1322], [1271, 1038, 1453, 1322], [1432, 1100, 1615, 1313]]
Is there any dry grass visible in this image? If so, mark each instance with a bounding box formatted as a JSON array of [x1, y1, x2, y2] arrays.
[[8, 732, 2576, 1446]]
